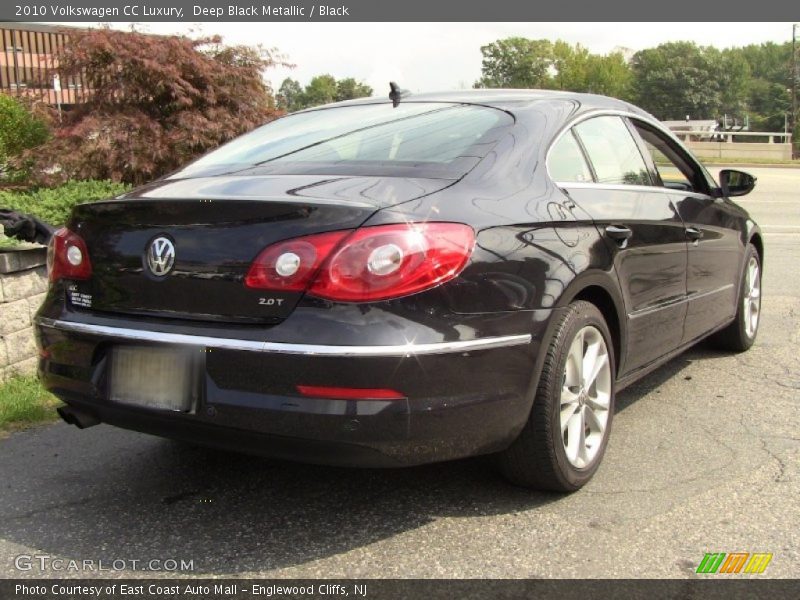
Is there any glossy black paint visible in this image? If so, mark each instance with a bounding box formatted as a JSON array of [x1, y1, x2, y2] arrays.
[[69, 176, 452, 322], [35, 90, 762, 467], [561, 186, 688, 372]]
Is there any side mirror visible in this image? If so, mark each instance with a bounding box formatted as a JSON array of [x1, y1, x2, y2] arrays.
[[719, 169, 756, 197]]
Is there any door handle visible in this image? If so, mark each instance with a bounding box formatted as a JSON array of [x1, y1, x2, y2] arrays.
[[685, 227, 703, 241], [605, 225, 633, 242]]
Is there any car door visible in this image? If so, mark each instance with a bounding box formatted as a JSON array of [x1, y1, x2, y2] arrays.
[[627, 119, 742, 345], [549, 115, 688, 375]]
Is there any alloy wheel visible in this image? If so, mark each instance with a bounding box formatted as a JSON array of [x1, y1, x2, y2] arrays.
[[743, 256, 761, 338], [560, 325, 612, 469]]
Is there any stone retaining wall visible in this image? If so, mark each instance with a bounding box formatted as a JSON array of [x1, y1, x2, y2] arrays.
[[0, 248, 48, 382]]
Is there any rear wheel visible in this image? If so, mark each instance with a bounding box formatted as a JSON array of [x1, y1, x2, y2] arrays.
[[710, 244, 761, 352], [499, 301, 615, 492]]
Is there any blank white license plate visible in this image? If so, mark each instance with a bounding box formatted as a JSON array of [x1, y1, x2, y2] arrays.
[[110, 347, 194, 412]]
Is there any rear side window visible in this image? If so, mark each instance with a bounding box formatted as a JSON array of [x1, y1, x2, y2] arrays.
[[573, 116, 651, 186], [175, 103, 513, 179], [549, 131, 593, 183]]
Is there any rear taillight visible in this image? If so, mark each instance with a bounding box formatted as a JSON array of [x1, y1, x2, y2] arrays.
[[245, 222, 475, 302], [244, 230, 351, 292], [47, 228, 92, 283], [309, 223, 475, 302]]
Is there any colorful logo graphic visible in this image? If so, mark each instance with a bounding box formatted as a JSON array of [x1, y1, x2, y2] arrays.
[[696, 552, 773, 574]]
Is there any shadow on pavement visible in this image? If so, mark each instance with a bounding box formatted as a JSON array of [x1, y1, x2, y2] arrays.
[[0, 343, 726, 576], [615, 344, 725, 413]]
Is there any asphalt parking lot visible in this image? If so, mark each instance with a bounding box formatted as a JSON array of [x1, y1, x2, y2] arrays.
[[1, 166, 798, 579]]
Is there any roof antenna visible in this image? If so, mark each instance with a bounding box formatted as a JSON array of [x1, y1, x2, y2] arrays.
[[389, 81, 408, 107]]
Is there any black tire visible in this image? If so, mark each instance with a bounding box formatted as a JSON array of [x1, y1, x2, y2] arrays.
[[498, 301, 616, 492], [709, 243, 761, 352]]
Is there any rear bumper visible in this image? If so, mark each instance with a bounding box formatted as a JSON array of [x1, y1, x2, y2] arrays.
[[34, 311, 552, 467], [36, 317, 531, 356]]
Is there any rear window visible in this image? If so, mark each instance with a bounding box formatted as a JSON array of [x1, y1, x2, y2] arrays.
[[174, 103, 513, 180]]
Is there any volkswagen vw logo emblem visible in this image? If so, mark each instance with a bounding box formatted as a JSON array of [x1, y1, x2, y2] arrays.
[[146, 236, 175, 277]]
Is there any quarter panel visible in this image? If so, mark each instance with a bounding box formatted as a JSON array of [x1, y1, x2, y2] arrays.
[[367, 168, 610, 315]]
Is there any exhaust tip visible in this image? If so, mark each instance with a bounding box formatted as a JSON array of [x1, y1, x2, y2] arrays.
[[57, 406, 100, 429]]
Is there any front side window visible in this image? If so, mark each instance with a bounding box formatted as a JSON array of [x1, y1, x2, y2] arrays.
[[630, 120, 708, 194], [643, 139, 693, 190], [573, 116, 651, 186], [174, 103, 514, 180]]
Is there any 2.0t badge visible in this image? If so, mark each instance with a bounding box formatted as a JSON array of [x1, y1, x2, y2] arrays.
[[146, 236, 175, 277]]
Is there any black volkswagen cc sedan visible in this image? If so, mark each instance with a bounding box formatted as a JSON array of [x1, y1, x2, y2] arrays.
[[35, 89, 763, 491]]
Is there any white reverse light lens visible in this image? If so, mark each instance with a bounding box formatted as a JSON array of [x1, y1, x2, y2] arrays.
[[66, 245, 83, 266], [275, 252, 301, 277], [367, 243, 404, 276]]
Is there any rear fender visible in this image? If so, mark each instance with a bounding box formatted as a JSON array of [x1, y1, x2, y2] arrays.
[[555, 270, 629, 375]]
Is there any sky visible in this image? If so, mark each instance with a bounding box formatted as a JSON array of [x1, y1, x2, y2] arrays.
[[88, 22, 795, 95]]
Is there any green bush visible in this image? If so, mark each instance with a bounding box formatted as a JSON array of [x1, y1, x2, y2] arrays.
[[0, 179, 131, 228], [0, 95, 50, 180]]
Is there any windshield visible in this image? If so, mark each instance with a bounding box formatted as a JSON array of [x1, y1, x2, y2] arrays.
[[173, 102, 513, 180]]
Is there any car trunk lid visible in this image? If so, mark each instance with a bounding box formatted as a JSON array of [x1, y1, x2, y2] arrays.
[[66, 175, 451, 323]]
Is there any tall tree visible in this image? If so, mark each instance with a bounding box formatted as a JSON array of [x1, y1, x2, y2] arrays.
[[715, 48, 751, 118], [277, 77, 304, 112], [550, 41, 590, 91], [277, 75, 372, 112], [739, 41, 792, 83], [302, 74, 339, 107], [475, 38, 554, 88], [583, 52, 633, 99], [31, 28, 284, 185], [632, 42, 759, 122], [335, 78, 373, 102], [476, 36, 793, 136], [738, 41, 793, 131], [631, 42, 723, 120], [747, 79, 791, 131], [475, 37, 632, 98]]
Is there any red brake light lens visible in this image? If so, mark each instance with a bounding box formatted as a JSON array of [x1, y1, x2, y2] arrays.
[[47, 228, 92, 283], [245, 230, 351, 291], [244, 223, 475, 302], [309, 223, 475, 302], [296, 385, 405, 400]]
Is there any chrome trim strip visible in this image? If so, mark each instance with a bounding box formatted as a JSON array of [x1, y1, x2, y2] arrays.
[[687, 283, 735, 302], [35, 318, 532, 357], [552, 180, 711, 200], [545, 108, 711, 192], [628, 296, 687, 320], [627, 284, 735, 320], [546, 108, 690, 172]]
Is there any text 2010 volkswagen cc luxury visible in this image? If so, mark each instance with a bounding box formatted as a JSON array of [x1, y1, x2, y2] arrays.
[[35, 89, 763, 491]]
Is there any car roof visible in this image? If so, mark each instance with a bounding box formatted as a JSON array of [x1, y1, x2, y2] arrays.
[[319, 88, 649, 117]]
